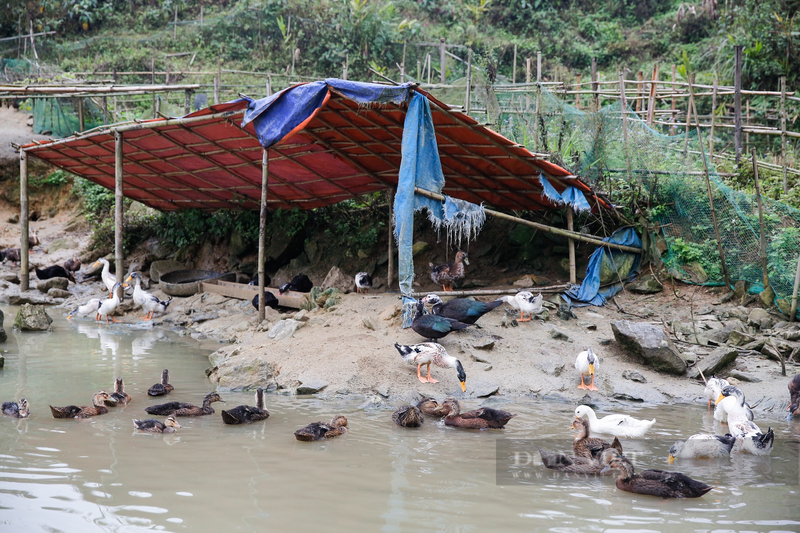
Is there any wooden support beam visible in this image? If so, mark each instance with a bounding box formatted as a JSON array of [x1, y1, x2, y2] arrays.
[[114, 130, 124, 284], [734, 45, 743, 164], [710, 78, 717, 156], [388, 189, 394, 290], [412, 285, 570, 298], [567, 207, 576, 284], [439, 38, 446, 84], [19, 150, 28, 291], [791, 252, 800, 322], [258, 149, 269, 322], [781, 76, 788, 193], [752, 147, 768, 290], [465, 49, 472, 115]]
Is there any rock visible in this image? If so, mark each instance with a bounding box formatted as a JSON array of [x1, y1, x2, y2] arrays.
[[733, 280, 751, 302], [0, 308, 5, 342], [321, 266, 354, 293], [7, 213, 18, 223], [513, 276, 534, 288], [47, 288, 72, 299], [740, 339, 765, 351], [557, 304, 576, 320], [576, 321, 597, 330], [470, 351, 492, 364], [7, 292, 54, 305], [149, 260, 186, 283], [622, 369, 647, 383], [362, 316, 376, 330], [776, 298, 793, 317], [472, 382, 499, 398], [296, 380, 328, 395], [598, 338, 613, 346], [705, 321, 744, 344], [610, 320, 687, 375], [783, 329, 800, 341], [727, 376, 740, 386], [536, 358, 565, 376], [207, 355, 275, 389], [36, 277, 69, 293], [748, 308, 777, 330], [717, 291, 736, 304], [293, 310, 310, 322], [760, 344, 782, 361], [14, 304, 53, 331], [266, 319, 303, 341], [548, 326, 573, 342], [697, 346, 738, 376], [0, 273, 19, 284], [474, 362, 493, 372], [611, 381, 667, 403], [627, 274, 663, 294], [379, 304, 401, 321], [473, 337, 495, 350], [412, 241, 430, 257], [727, 371, 762, 383], [759, 286, 776, 308], [728, 330, 756, 346], [585, 311, 604, 319]]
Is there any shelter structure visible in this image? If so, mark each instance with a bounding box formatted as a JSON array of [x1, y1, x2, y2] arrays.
[[19, 79, 633, 320]]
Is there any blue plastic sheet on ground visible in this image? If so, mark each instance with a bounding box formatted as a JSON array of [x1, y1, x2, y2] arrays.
[[563, 227, 642, 307], [241, 79, 413, 148], [538, 175, 591, 212], [393, 92, 446, 327]]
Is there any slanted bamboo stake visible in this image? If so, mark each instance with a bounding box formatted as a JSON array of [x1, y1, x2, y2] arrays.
[[439, 37, 446, 84], [567, 207, 576, 284], [19, 150, 28, 291], [781, 76, 788, 193], [387, 189, 394, 289], [512, 43, 517, 84], [745, 100, 750, 150], [413, 187, 642, 253], [710, 77, 717, 156], [688, 77, 731, 288], [114, 130, 124, 284], [734, 45, 743, 164], [619, 70, 632, 182], [591, 57, 598, 111], [575, 73, 581, 110], [534, 51, 541, 148], [683, 74, 694, 155], [790, 251, 800, 322], [752, 147, 769, 290], [464, 49, 472, 115], [671, 64, 676, 135], [258, 148, 269, 322], [636, 70, 643, 113], [647, 64, 658, 125]]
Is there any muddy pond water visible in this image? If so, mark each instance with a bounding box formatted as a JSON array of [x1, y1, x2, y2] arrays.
[[1, 311, 799, 532]]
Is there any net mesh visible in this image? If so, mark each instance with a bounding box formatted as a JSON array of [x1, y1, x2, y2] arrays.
[[470, 81, 800, 312]]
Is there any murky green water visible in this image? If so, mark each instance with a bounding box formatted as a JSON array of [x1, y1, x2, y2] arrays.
[[1, 310, 799, 532]]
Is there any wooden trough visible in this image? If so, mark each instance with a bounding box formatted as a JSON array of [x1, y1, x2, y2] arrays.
[[201, 279, 307, 309], [159, 269, 236, 297]]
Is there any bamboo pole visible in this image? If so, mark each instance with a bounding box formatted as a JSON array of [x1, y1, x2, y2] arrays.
[[464, 49, 472, 115], [77, 97, 84, 132], [619, 70, 632, 181], [0, 84, 200, 94], [412, 285, 569, 298], [102, 96, 108, 125], [173, 6, 178, 39], [734, 45, 743, 164], [512, 43, 517, 84], [567, 207, 576, 284], [114, 130, 124, 284], [575, 73, 581, 110], [591, 57, 598, 111], [343, 52, 349, 80], [184, 89, 191, 115], [636, 70, 643, 113], [535, 51, 541, 148], [671, 64, 676, 135], [710, 77, 717, 156], [752, 147, 769, 290], [387, 189, 394, 289], [401, 41, 406, 82], [151, 57, 156, 117], [413, 187, 642, 253], [688, 77, 731, 288], [647, 64, 658, 125], [684, 73, 694, 155], [19, 150, 28, 292], [745, 100, 750, 151], [790, 252, 800, 322], [439, 37, 446, 84], [781, 76, 788, 193], [258, 148, 269, 322]]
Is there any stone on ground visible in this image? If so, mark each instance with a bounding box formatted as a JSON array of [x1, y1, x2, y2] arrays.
[[321, 266, 354, 293], [627, 274, 663, 294], [37, 277, 69, 293], [14, 304, 53, 331], [47, 288, 72, 299], [610, 320, 687, 375], [297, 379, 328, 395]]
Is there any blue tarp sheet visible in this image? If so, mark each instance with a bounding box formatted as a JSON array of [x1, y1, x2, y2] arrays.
[[241, 79, 413, 147], [539, 175, 591, 212], [563, 227, 642, 306]]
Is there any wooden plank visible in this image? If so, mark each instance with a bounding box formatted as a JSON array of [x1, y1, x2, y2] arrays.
[[201, 279, 307, 309]]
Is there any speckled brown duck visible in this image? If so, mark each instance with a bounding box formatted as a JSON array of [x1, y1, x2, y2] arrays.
[[2, 398, 30, 418], [571, 417, 622, 460], [144, 392, 224, 417], [600, 450, 713, 498], [416, 397, 443, 417], [429, 250, 468, 292], [392, 404, 424, 427], [133, 415, 181, 433], [294, 416, 348, 441], [107, 378, 131, 406], [50, 391, 114, 419], [147, 369, 174, 397], [221, 388, 270, 425], [439, 397, 515, 429]]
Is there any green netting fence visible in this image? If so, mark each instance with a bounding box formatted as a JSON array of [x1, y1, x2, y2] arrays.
[[32, 97, 105, 138], [471, 82, 800, 314]]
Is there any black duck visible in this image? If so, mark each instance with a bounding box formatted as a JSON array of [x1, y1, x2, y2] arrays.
[[221, 388, 270, 425], [279, 274, 313, 294], [423, 293, 503, 325], [35, 265, 75, 283], [148, 369, 174, 396], [411, 300, 470, 341]]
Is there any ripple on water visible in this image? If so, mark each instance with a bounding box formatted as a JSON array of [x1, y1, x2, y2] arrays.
[[127, 491, 152, 498]]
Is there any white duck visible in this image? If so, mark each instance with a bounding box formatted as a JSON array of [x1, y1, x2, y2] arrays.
[[575, 348, 599, 391], [574, 405, 656, 438], [716, 386, 773, 455], [668, 434, 736, 461], [67, 298, 102, 320], [125, 272, 173, 320], [97, 282, 124, 324], [703, 375, 729, 410], [713, 385, 753, 423], [92, 258, 117, 297], [393, 342, 467, 392], [501, 291, 543, 322]]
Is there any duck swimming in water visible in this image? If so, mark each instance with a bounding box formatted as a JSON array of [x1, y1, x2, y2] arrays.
[[600, 450, 713, 498], [438, 397, 515, 429], [294, 416, 348, 441], [2, 398, 30, 418], [50, 391, 114, 419], [571, 416, 622, 460], [133, 415, 181, 434], [574, 405, 655, 438], [392, 404, 424, 427], [144, 392, 224, 417], [108, 377, 131, 406], [668, 434, 736, 461], [221, 388, 270, 425], [787, 374, 800, 416], [148, 369, 174, 396]]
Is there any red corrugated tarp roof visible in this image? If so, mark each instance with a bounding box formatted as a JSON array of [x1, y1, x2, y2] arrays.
[[21, 85, 606, 213]]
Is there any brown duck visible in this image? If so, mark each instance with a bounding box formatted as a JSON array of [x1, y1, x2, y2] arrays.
[[571, 417, 622, 460], [107, 378, 131, 406], [144, 392, 224, 417], [221, 388, 270, 425], [417, 397, 444, 417], [538, 447, 612, 475], [788, 374, 800, 416], [2, 398, 30, 418], [133, 415, 181, 433], [50, 391, 114, 419], [600, 450, 713, 498], [392, 404, 424, 427], [440, 397, 515, 429], [429, 250, 468, 292], [294, 416, 348, 441], [148, 369, 174, 397]]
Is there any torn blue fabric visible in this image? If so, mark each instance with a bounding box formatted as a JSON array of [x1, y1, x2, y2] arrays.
[[563, 227, 642, 307], [241, 79, 413, 148], [538, 175, 591, 212], [539, 175, 563, 205], [394, 92, 446, 327]]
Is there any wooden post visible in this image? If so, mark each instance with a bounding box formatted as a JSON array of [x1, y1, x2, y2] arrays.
[[752, 147, 769, 290], [670, 64, 676, 135], [745, 100, 750, 150], [19, 150, 28, 292], [636, 70, 643, 113], [575, 73, 581, 110], [526, 57, 531, 83], [710, 77, 717, 156], [200, 6, 203, 26], [790, 252, 800, 322], [781, 76, 788, 193], [416, 59, 421, 82], [688, 77, 731, 288], [734, 44, 743, 164], [102, 96, 108, 125], [647, 64, 658, 125], [619, 70, 631, 181], [343, 52, 349, 80], [592, 57, 600, 112], [258, 148, 269, 322], [684, 74, 694, 155], [387, 189, 394, 289], [154, 94, 161, 118], [464, 49, 472, 115], [426, 53, 431, 84], [184, 89, 191, 115], [114, 130, 124, 284], [266, 74, 272, 96], [534, 51, 542, 147], [217, 60, 222, 103], [77, 97, 84, 132], [439, 38, 446, 84], [512, 43, 517, 84], [151, 57, 156, 116], [173, 6, 177, 39], [401, 41, 406, 82], [567, 207, 576, 284], [213, 76, 219, 105]]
